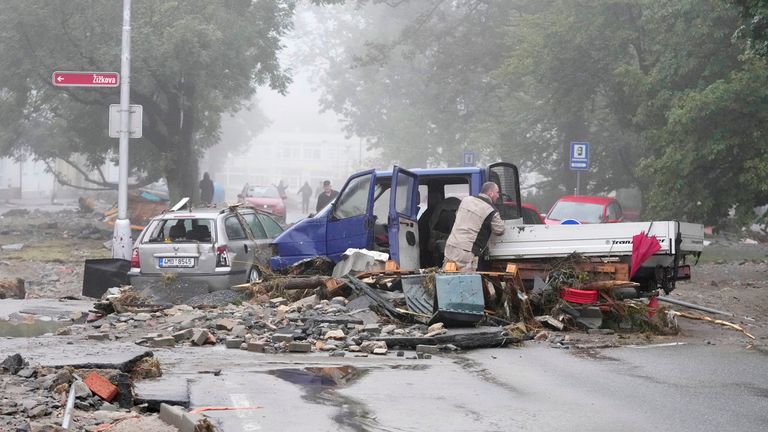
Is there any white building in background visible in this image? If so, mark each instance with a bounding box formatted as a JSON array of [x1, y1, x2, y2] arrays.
[[0, 156, 120, 201], [215, 131, 364, 198], [0, 158, 58, 200]]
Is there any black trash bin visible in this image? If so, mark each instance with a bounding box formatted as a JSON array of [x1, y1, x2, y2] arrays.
[[82, 259, 131, 298]]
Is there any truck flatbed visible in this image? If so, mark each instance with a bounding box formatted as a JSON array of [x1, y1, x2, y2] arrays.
[[489, 221, 704, 259]]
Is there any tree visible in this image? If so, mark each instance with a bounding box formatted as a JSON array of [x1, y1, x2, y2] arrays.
[[178, 0, 763, 228], [731, 0, 768, 56], [0, 0, 295, 201], [497, 0, 648, 195], [639, 61, 768, 224], [500, 0, 751, 223], [309, 1, 537, 168]]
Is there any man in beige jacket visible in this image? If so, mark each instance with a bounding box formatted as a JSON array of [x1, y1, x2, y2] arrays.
[[442, 182, 506, 271]]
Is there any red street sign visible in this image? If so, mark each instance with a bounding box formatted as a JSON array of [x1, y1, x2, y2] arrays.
[[52, 71, 120, 88]]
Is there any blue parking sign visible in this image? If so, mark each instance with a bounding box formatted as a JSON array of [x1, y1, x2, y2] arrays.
[[570, 142, 589, 171], [462, 151, 475, 166]]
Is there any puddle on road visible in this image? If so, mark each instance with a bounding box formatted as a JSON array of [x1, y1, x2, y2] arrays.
[[268, 366, 381, 432], [0, 318, 69, 337]]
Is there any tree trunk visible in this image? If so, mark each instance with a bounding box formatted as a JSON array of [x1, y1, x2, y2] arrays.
[[165, 79, 200, 205], [165, 150, 199, 205]]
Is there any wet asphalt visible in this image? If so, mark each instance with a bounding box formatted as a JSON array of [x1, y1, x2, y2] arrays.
[[1, 332, 766, 432]]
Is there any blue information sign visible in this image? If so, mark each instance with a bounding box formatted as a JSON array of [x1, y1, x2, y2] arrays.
[[570, 142, 589, 171], [462, 151, 476, 166]]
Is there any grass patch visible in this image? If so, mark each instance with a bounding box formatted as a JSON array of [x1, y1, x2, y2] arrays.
[[1, 238, 110, 262], [697, 246, 767, 263]]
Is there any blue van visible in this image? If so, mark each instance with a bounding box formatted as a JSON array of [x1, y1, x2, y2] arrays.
[[269, 163, 521, 271]]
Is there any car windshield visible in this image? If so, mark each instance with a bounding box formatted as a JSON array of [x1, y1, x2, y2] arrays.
[[247, 186, 280, 198], [143, 218, 215, 243], [548, 201, 605, 223]]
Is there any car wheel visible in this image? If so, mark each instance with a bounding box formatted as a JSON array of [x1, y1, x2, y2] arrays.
[[248, 266, 262, 284]]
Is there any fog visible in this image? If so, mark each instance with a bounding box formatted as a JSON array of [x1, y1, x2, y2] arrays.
[[0, 0, 761, 225], [202, 5, 374, 207]]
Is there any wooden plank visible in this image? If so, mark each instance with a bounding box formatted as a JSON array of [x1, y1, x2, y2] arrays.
[[373, 327, 520, 349]]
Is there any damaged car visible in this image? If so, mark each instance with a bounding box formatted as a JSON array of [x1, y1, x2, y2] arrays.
[[128, 206, 283, 294]]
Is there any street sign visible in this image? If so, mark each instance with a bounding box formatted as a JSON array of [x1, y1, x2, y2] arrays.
[[52, 71, 120, 88], [570, 141, 589, 170], [109, 104, 142, 138], [462, 151, 476, 166]]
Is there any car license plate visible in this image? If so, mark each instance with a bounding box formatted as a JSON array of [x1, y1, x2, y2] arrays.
[[159, 257, 195, 268]]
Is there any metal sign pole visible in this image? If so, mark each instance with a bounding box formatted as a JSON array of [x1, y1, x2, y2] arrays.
[[112, 0, 132, 259], [575, 171, 580, 195]]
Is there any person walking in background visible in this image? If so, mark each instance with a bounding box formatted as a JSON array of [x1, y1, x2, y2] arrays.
[[199, 172, 214, 205], [316, 180, 339, 212], [274, 180, 288, 202], [297, 181, 313, 214]]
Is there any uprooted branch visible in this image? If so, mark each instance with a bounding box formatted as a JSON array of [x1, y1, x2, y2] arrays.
[[670, 311, 755, 339]]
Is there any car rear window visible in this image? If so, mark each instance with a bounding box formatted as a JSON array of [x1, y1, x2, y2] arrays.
[[143, 218, 215, 243], [548, 202, 605, 223]]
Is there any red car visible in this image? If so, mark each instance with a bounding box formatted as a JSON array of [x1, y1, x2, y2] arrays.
[[238, 185, 286, 223], [544, 195, 623, 225], [522, 203, 545, 224]]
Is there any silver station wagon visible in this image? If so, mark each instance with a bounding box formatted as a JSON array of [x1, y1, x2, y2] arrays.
[[128, 206, 283, 299]]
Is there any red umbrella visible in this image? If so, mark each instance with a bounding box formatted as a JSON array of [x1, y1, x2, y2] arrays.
[[630, 231, 661, 279]]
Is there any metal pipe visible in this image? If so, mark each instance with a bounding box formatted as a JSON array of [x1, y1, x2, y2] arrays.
[[656, 296, 734, 317], [61, 380, 77, 429]]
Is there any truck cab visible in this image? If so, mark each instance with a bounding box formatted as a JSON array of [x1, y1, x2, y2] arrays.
[[269, 163, 522, 271]]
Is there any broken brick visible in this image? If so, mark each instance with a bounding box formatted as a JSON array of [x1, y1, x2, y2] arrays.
[[84, 372, 118, 402], [247, 342, 266, 353], [288, 342, 312, 353]]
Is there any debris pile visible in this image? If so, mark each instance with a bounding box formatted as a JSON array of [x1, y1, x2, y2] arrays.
[[88, 283, 518, 358], [78, 251, 687, 359], [0, 351, 165, 431]]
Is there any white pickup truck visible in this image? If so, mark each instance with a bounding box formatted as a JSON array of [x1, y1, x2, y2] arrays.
[[489, 220, 704, 294], [270, 161, 704, 295]]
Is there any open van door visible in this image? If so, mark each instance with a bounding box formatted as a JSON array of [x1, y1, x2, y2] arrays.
[[326, 170, 377, 261], [487, 162, 522, 221], [388, 166, 420, 270]]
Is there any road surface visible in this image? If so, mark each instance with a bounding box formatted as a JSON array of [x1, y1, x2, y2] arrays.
[[2, 334, 765, 432]]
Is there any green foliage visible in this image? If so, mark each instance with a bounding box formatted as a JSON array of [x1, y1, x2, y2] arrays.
[[731, 0, 768, 56], [641, 60, 768, 224], [311, 0, 765, 227]]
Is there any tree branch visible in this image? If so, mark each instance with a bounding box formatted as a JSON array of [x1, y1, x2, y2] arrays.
[[42, 157, 159, 191]]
